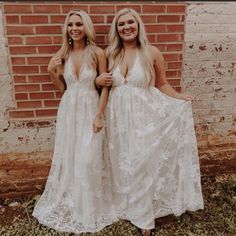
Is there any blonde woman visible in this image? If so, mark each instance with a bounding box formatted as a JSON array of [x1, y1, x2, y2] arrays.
[[33, 9, 116, 233], [96, 8, 204, 236]]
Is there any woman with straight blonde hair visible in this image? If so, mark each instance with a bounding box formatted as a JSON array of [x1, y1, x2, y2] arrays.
[[96, 8, 204, 236], [33, 9, 116, 233]]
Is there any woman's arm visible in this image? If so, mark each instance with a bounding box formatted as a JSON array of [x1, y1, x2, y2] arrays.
[[48, 56, 66, 93], [151, 45, 194, 101], [93, 48, 110, 133]]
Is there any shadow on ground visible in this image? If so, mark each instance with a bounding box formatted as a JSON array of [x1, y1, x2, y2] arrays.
[[0, 175, 235, 236]]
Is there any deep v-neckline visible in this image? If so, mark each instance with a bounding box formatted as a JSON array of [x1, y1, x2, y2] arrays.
[[118, 51, 138, 80], [69, 55, 84, 80]]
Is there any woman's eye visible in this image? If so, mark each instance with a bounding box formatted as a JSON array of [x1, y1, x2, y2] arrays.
[[76, 23, 83, 27], [68, 23, 72, 27]]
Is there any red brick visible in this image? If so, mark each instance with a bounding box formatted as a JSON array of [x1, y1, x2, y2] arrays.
[[90, 5, 115, 14], [107, 15, 115, 24], [21, 15, 48, 24], [27, 57, 51, 65], [4, 5, 32, 13], [13, 66, 39, 74], [157, 34, 182, 42], [40, 66, 49, 73], [44, 100, 60, 107], [95, 36, 105, 44], [30, 92, 54, 99], [90, 15, 105, 24], [163, 53, 179, 61], [141, 15, 157, 24], [166, 70, 178, 78], [117, 5, 141, 12], [17, 101, 42, 108], [11, 57, 26, 65], [36, 26, 61, 34], [145, 25, 166, 33], [174, 86, 181, 92], [55, 92, 63, 98], [36, 109, 57, 117], [42, 84, 56, 91], [167, 5, 186, 13], [179, 54, 183, 61], [8, 37, 23, 45], [33, 5, 61, 13], [15, 93, 28, 100], [166, 24, 184, 32], [94, 25, 111, 34], [13, 76, 27, 83], [15, 84, 40, 92], [7, 37, 23, 45], [177, 70, 182, 77], [62, 5, 88, 13], [26, 37, 52, 45], [167, 43, 183, 51], [9, 110, 34, 118], [157, 15, 181, 23], [6, 26, 34, 35], [9, 46, 36, 54], [167, 62, 182, 69], [168, 79, 181, 86], [28, 75, 51, 83], [147, 35, 156, 43], [6, 15, 19, 24], [142, 5, 166, 13], [38, 45, 60, 54], [53, 36, 62, 44], [50, 15, 66, 24]]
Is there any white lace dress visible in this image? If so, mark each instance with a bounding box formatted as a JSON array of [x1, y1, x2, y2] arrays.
[[106, 51, 204, 229], [32, 56, 117, 233]]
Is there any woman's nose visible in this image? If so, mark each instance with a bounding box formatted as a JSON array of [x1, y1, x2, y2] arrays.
[[124, 24, 130, 29]]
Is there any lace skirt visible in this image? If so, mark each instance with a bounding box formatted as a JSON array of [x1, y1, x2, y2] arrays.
[[106, 85, 204, 229]]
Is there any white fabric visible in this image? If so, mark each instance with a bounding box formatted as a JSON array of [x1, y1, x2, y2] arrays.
[[106, 51, 204, 229], [32, 57, 117, 234]]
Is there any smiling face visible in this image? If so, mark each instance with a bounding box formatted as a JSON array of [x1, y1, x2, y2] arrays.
[[117, 13, 139, 43], [67, 14, 86, 43]]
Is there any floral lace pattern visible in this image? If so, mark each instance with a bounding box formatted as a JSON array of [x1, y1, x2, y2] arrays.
[[105, 51, 204, 229], [32, 57, 117, 234]]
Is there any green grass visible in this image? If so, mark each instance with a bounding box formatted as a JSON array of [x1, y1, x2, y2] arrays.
[[0, 175, 235, 236]]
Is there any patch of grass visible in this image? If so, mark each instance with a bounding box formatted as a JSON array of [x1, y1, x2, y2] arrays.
[[0, 175, 235, 236]]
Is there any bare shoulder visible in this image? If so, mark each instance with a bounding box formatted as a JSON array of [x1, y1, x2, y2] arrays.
[[94, 46, 106, 58], [147, 45, 162, 59]]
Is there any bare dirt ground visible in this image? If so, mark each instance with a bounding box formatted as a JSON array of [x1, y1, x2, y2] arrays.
[[0, 175, 235, 236]]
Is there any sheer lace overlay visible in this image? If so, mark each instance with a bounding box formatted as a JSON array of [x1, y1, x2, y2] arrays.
[[106, 51, 204, 229], [32, 57, 117, 233]]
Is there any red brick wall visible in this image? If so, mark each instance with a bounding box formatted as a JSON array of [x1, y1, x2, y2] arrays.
[[3, 2, 186, 120]]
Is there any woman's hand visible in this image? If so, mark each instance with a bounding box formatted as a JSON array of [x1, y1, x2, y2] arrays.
[[95, 72, 113, 88], [93, 113, 104, 133], [178, 93, 195, 102], [48, 56, 62, 74]]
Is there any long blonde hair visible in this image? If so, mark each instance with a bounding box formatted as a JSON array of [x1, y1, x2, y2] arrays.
[[106, 8, 155, 85], [55, 9, 97, 69]]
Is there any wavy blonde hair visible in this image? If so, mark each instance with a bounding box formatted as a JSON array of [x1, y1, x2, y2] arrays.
[[55, 9, 97, 69], [106, 8, 155, 85]]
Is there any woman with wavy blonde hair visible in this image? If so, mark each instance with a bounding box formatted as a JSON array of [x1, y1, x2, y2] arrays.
[[96, 7, 204, 236], [32, 9, 116, 233]]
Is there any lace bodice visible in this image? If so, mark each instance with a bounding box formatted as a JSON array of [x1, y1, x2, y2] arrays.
[[112, 51, 149, 88], [63, 56, 97, 91]]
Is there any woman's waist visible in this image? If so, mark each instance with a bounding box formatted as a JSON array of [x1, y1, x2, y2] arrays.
[[66, 83, 97, 92]]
